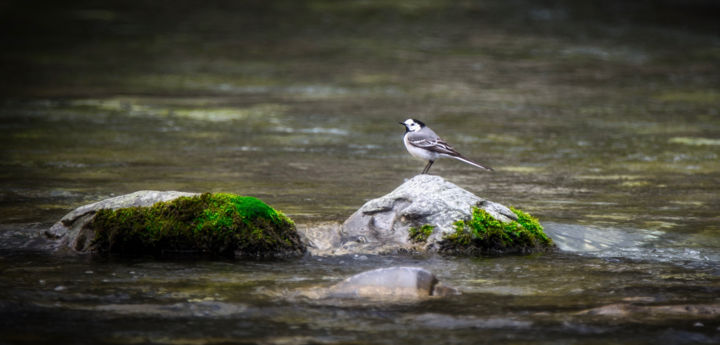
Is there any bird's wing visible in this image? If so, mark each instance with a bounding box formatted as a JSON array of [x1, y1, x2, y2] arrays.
[[406, 134, 460, 156], [407, 131, 494, 171]]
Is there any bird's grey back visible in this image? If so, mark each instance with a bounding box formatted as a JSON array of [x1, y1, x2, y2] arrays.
[[408, 126, 439, 141]]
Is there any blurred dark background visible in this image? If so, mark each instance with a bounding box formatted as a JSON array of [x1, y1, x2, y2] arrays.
[[1, 0, 718, 98]]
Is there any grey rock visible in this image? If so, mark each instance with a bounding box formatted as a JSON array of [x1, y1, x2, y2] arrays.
[[326, 266, 460, 299], [340, 174, 516, 254], [576, 303, 720, 319], [45, 190, 198, 253]]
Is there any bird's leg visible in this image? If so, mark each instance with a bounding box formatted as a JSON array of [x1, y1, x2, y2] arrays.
[[422, 160, 434, 174]]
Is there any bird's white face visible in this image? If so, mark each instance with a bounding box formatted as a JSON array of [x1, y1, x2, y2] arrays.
[[403, 118, 423, 132]]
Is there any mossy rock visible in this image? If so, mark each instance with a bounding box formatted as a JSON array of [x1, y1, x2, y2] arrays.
[[408, 224, 435, 244], [439, 207, 554, 256], [88, 193, 306, 258]]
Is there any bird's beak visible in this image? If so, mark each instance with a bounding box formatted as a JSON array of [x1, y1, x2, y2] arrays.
[[398, 122, 405, 125]]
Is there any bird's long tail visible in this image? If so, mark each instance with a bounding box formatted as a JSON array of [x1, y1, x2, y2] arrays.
[[452, 155, 494, 171]]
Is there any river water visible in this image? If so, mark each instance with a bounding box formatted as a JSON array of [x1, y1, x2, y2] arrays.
[[1, 1, 719, 344]]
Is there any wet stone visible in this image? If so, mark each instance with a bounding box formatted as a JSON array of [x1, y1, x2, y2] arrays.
[[45, 191, 306, 258], [325, 266, 460, 299], [45, 190, 199, 251], [335, 174, 552, 256]]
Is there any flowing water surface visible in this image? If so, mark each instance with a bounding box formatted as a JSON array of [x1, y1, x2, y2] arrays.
[[1, 1, 719, 344]]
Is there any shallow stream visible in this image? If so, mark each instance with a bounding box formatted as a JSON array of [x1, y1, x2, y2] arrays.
[[1, 1, 719, 344]]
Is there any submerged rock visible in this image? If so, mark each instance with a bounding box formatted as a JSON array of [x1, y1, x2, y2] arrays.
[[338, 174, 553, 255], [325, 266, 460, 299], [576, 303, 720, 320], [46, 191, 306, 258]]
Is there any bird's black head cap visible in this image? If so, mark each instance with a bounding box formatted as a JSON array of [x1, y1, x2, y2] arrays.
[[399, 118, 425, 133]]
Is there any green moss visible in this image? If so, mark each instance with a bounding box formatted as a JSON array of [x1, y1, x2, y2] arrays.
[[89, 193, 305, 258], [408, 224, 434, 243], [439, 206, 553, 256]]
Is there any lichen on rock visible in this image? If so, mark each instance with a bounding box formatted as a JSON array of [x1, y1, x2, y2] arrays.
[[86, 193, 305, 258], [439, 206, 553, 255]]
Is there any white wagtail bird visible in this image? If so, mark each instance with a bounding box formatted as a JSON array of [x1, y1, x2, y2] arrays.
[[400, 118, 493, 174]]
